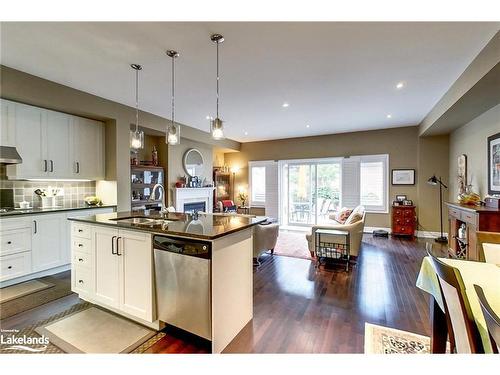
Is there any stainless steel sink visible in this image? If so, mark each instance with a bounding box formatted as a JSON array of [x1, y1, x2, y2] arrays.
[[111, 217, 173, 226]]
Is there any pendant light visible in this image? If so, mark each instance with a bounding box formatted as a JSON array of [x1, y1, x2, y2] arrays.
[[166, 50, 181, 145], [130, 64, 144, 150], [210, 33, 225, 140]]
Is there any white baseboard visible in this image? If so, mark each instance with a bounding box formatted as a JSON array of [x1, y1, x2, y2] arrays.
[[416, 231, 442, 239], [0, 264, 71, 288]]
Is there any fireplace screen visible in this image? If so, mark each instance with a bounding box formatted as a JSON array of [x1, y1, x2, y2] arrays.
[[184, 201, 206, 213]]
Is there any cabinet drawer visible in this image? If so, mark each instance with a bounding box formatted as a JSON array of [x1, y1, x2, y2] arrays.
[[73, 266, 93, 294], [72, 250, 91, 269], [0, 251, 32, 282], [71, 237, 91, 254], [0, 228, 32, 256], [461, 211, 477, 226], [72, 223, 91, 239], [448, 206, 461, 219], [393, 225, 414, 235], [403, 209, 415, 218], [393, 209, 404, 217]]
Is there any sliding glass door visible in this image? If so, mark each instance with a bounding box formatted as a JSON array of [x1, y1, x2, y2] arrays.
[[280, 159, 341, 227]]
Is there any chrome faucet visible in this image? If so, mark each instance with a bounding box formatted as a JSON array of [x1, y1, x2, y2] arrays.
[[150, 183, 168, 215]]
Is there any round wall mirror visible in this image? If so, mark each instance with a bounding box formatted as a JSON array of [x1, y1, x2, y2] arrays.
[[183, 148, 204, 177]]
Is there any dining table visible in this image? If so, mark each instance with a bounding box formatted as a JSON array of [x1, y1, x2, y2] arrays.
[[416, 256, 500, 353]]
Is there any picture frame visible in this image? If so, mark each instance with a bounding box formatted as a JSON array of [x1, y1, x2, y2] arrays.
[[395, 195, 407, 201], [391, 169, 415, 185], [403, 200, 413, 206], [488, 132, 500, 195]]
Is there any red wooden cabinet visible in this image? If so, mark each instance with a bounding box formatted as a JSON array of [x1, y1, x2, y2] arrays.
[[392, 205, 416, 237]]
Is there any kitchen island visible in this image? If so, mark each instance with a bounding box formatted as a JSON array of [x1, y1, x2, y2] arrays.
[[68, 210, 266, 353]]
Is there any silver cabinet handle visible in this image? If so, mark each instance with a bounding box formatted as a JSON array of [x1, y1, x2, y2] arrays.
[[43, 160, 48, 172], [111, 235, 117, 255], [33, 220, 37, 234], [78, 279, 84, 284], [76, 161, 80, 174], [50, 160, 54, 172], [116, 236, 122, 256]]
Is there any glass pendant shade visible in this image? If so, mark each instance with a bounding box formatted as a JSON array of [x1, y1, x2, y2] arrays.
[[130, 129, 144, 150], [211, 117, 225, 140], [167, 123, 180, 145]]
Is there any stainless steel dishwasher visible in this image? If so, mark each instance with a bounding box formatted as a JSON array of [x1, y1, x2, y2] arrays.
[[153, 235, 211, 340]]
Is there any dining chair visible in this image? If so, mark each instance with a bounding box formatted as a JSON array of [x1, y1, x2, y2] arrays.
[[473, 284, 500, 353], [426, 243, 484, 353], [482, 243, 500, 264], [477, 231, 500, 263]]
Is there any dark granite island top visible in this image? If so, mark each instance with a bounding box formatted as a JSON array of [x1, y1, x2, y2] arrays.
[[67, 210, 268, 240]]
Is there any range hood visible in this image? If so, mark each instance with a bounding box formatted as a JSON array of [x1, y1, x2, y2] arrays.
[[0, 146, 23, 164]]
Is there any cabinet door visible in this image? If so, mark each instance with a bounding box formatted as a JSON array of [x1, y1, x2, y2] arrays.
[[93, 226, 120, 308], [46, 110, 72, 178], [73, 117, 105, 180], [118, 229, 153, 321], [0, 99, 16, 147], [32, 213, 66, 272], [7, 102, 46, 179]]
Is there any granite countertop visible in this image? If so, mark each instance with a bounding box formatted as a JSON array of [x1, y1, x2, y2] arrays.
[[68, 210, 268, 240], [0, 205, 117, 217]]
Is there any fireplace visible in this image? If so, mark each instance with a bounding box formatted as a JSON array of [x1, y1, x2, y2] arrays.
[[173, 187, 214, 213], [184, 201, 206, 213]]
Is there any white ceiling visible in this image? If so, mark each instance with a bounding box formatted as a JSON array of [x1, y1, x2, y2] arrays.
[[1, 22, 498, 142]]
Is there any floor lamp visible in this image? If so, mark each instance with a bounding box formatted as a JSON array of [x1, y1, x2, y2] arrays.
[[427, 175, 448, 243]]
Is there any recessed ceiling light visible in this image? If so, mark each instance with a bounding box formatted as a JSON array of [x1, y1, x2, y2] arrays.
[[244, 131, 248, 135], [282, 102, 289, 108], [306, 124, 310, 128], [396, 82, 405, 89], [206, 115, 211, 120], [387, 114, 392, 119]]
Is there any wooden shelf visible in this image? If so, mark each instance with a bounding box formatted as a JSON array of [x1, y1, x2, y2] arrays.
[[131, 165, 164, 171], [131, 183, 158, 188]]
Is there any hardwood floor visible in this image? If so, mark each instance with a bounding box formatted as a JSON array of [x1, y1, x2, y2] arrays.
[[0, 234, 444, 354]]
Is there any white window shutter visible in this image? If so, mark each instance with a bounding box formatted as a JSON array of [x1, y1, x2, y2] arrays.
[[341, 158, 360, 209], [265, 161, 279, 219]]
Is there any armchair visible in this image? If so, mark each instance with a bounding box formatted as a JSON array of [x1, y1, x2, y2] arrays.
[[253, 222, 279, 265], [306, 206, 366, 258]]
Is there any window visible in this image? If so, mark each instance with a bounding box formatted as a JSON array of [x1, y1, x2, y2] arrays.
[[359, 155, 388, 212], [250, 165, 266, 206]]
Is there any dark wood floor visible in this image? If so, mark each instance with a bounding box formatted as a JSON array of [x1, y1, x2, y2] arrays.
[[0, 234, 444, 353]]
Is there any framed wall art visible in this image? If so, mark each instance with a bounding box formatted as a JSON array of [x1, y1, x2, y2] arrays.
[[488, 132, 500, 195], [391, 169, 415, 185]]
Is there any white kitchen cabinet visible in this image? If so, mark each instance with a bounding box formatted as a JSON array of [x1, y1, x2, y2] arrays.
[[119, 229, 153, 321], [32, 213, 67, 272], [6, 102, 45, 179], [5, 100, 105, 180], [71, 117, 105, 180], [93, 226, 121, 308], [85, 225, 153, 322], [45, 110, 72, 178], [0, 99, 16, 147]]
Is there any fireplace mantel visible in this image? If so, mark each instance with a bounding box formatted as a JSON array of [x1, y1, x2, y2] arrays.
[[173, 187, 215, 213]]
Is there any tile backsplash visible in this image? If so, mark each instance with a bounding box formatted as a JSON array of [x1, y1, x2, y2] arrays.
[[0, 180, 96, 208]]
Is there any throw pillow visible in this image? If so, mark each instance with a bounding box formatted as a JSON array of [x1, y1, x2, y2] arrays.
[[337, 207, 353, 224], [345, 212, 363, 224]]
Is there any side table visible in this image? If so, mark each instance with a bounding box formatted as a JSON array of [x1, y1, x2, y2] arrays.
[[315, 228, 350, 271]]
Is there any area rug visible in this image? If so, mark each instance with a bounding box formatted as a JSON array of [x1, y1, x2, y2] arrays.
[[273, 230, 312, 260], [0, 302, 165, 354], [364, 323, 430, 354], [0, 274, 73, 319], [0, 280, 54, 303]]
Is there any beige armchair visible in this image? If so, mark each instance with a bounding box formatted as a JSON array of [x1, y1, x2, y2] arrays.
[[306, 206, 366, 258], [253, 223, 279, 265]]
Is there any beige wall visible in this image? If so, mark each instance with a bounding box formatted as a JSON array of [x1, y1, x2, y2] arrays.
[[167, 138, 214, 205], [225, 126, 421, 228], [449, 104, 500, 199], [417, 135, 450, 233]]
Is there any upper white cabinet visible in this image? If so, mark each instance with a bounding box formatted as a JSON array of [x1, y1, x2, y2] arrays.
[[71, 116, 105, 180], [0, 99, 16, 147], [3, 99, 105, 180]]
